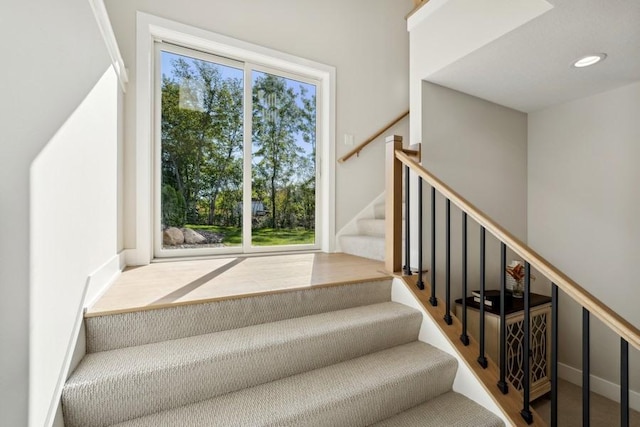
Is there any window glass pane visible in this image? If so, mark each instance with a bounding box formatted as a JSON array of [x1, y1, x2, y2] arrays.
[[160, 50, 244, 249], [251, 70, 317, 247]]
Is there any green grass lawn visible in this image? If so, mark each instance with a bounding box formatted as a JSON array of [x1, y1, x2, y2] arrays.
[[251, 228, 315, 246], [188, 225, 314, 246]]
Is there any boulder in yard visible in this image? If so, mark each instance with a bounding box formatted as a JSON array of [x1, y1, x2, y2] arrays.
[[163, 227, 184, 246], [182, 228, 206, 244]]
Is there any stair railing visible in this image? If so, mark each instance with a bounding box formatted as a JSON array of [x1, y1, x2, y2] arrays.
[[337, 110, 409, 163], [385, 134, 639, 426]]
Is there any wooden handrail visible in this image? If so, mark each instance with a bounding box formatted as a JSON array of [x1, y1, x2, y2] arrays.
[[338, 110, 409, 163], [392, 148, 640, 351]]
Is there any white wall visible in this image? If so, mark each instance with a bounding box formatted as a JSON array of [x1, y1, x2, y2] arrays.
[[408, 0, 552, 145], [30, 67, 121, 427], [528, 81, 640, 398], [420, 82, 528, 306], [104, 0, 412, 262], [0, 0, 117, 425], [422, 82, 528, 239]]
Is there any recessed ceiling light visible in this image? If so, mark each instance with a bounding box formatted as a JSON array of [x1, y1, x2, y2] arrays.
[[572, 54, 607, 68]]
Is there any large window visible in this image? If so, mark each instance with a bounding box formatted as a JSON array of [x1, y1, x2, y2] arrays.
[[155, 43, 320, 257]]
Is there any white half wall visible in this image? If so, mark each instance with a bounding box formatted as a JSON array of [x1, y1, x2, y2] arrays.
[[30, 67, 121, 427], [0, 0, 114, 425], [104, 0, 412, 263], [528, 81, 640, 399]]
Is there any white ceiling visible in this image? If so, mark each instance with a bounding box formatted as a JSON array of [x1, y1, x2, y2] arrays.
[[423, 0, 640, 112]]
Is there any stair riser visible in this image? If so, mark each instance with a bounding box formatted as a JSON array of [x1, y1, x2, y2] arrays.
[[357, 218, 385, 236], [373, 203, 405, 220], [111, 342, 458, 427], [63, 308, 422, 427], [288, 364, 455, 427], [86, 280, 391, 353], [340, 236, 385, 261], [356, 219, 407, 238]]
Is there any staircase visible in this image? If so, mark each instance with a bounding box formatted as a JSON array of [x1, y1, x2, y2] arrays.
[[340, 201, 387, 261], [62, 279, 504, 426], [339, 141, 417, 262]]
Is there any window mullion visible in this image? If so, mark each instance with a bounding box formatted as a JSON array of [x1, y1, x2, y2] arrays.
[[242, 64, 253, 250]]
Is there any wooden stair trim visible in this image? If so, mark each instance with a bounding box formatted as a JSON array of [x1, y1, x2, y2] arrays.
[[84, 275, 392, 318], [401, 143, 421, 160], [406, 0, 431, 20], [398, 275, 547, 427]]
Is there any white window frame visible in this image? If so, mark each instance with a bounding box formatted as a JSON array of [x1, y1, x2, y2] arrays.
[[135, 12, 336, 263]]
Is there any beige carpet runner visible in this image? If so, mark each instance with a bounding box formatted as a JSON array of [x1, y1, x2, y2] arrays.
[[62, 279, 504, 426]]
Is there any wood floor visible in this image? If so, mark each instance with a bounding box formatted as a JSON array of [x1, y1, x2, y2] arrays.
[[532, 378, 640, 426], [87, 252, 390, 316]]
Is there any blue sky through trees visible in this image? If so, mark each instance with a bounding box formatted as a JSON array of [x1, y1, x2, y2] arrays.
[[161, 51, 316, 157]]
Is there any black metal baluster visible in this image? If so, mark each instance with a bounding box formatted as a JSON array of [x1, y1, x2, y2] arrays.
[[460, 212, 469, 345], [403, 165, 411, 276], [621, 338, 629, 427], [444, 199, 452, 325], [416, 177, 424, 290], [497, 242, 508, 394], [478, 227, 488, 369], [521, 261, 533, 424], [551, 284, 559, 427], [583, 308, 590, 427], [429, 187, 437, 306]]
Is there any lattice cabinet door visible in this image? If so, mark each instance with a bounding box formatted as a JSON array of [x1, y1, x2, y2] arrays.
[[505, 303, 551, 401]]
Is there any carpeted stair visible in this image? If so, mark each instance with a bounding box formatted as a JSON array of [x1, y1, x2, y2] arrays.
[[340, 201, 409, 262], [340, 202, 388, 261], [62, 279, 504, 427]]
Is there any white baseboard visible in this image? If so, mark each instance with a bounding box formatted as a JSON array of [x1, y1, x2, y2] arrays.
[[558, 362, 640, 412], [52, 403, 65, 427], [45, 277, 89, 427], [45, 252, 125, 427], [84, 251, 125, 309]]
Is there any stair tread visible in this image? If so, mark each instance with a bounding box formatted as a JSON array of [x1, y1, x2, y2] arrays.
[[68, 302, 419, 383], [85, 279, 392, 353], [371, 391, 504, 427], [112, 341, 458, 427], [63, 302, 422, 427]]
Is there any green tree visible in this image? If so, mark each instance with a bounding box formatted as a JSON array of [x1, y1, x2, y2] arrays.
[[161, 55, 244, 226], [299, 86, 316, 161], [161, 184, 186, 227], [252, 74, 305, 228], [202, 76, 243, 225], [161, 54, 317, 236]]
